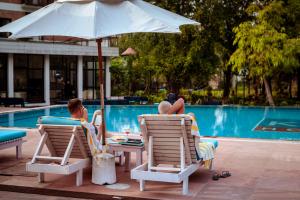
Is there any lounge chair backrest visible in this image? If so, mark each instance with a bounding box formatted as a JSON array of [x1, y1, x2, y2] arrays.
[[91, 110, 102, 126], [139, 114, 197, 166], [39, 124, 91, 158]]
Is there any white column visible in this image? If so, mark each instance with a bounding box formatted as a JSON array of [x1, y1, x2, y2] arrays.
[[44, 55, 50, 105], [77, 56, 83, 100], [105, 57, 111, 98], [7, 53, 14, 97]]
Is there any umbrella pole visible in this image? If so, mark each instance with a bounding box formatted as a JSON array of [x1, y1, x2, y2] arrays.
[[96, 38, 106, 146]]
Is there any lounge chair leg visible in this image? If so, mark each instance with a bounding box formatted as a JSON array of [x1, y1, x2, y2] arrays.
[[182, 177, 189, 195], [140, 179, 145, 191], [76, 169, 83, 186], [38, 173, 45, 183], [119, 152, 125, 166], [16, 144, 22, 159], [124, 152, 130, 172]]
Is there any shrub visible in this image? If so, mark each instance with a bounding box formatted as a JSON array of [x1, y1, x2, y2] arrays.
[[179, 89, 192, 103], [191, 91, 204, 104], [135, 90, 145, 97], [249, 101, 256, 106], [279, 101, 288, 106], [158, 89, 168, 99], [147, 95, 164, 104]]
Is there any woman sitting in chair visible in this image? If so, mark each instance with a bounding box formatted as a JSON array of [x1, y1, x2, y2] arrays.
[[158, 98, 185, 114], [157, 98, 217, 169]]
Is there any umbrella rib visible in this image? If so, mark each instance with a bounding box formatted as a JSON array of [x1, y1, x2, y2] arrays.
[[93, 1, 98, 39]]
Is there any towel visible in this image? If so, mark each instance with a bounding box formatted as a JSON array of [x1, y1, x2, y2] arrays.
[[197, 142, 215, 169], [81, 121, 103, 156], [190, 115, 200, 136], [189, 115, 216, 169], [194, 136, 216, 169], [198, 142, 215, 160]]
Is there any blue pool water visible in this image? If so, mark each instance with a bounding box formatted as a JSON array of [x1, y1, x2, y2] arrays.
[[0, 105, 300, 140]]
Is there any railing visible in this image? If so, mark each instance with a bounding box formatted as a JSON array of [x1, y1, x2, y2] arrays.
[[22, 0, 54, 7], [108, 37, 119, 47]]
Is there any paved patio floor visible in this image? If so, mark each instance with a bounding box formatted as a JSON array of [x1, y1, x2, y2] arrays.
[[1, 129, 300, 200]]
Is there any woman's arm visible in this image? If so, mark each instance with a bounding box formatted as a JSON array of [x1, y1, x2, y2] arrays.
[[167, 98, 185, 114], [82, 107, 88, 121]]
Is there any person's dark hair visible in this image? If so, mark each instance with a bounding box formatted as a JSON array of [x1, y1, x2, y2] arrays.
[[167, 93, 177, 104], [68, 98, 83, 114]]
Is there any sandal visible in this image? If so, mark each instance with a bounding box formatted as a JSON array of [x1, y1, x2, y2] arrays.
[[212, 172, 220, 181], [220, 171, 231, 178]]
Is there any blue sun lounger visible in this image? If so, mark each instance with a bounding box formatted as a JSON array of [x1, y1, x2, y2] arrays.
[[0, 129, 26, 159]]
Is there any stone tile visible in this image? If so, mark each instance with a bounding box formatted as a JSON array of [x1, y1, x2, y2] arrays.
[[255, 169, 300, 191], [194, 183, 254, 200], [0, 107, 26, 113], [249, 188, 300, 200], [0, 191, 88, 200]]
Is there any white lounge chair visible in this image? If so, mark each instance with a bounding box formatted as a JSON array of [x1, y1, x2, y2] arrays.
[[131, 114, 215, 195], [26, 117, 92, 186]]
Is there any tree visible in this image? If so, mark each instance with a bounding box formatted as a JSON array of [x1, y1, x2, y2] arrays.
[[145, 0, 196, 17], [285, 0, 300, 99], [193, 0, 253, 101], [110, 57, 128, 95], [229, 1, 299, 106], [117, 24, 218, 94]]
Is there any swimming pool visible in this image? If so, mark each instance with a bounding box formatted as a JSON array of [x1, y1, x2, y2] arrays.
[[0, 105, 300, 140]]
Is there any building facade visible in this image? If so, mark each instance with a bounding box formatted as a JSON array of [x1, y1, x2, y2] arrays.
[[0, 0, 119, 105]]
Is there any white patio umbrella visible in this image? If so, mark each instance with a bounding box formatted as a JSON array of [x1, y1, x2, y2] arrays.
[[0, 0, 199, 146]]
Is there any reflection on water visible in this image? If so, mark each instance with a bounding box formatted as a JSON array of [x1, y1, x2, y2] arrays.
[[104, 106, 156, 133], [44, 108, 50, 116], [212, 107, 226, 136], [8, 113, 14, 127]]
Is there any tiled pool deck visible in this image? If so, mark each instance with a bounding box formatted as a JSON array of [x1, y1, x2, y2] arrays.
[[1, 107, 300, 199], [0, 107, 27, 113]]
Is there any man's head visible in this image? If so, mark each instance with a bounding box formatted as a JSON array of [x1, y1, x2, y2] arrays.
[[158, 101, 172, 114], [68, 98, 83, 117]]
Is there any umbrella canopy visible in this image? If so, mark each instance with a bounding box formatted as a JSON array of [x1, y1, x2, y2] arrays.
[[0, 0, 199, 146], [0, 0, 199, 39]]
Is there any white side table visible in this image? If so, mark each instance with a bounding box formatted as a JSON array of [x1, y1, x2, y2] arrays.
[[108, 143, 144, 171]]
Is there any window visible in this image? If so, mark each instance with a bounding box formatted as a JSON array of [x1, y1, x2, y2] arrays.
[[0, 18, 11, 38], [22, 0, 54, 6], [14, 54, 44, 102], [50, 55, 77, 101], [83, 56, 105, 100]]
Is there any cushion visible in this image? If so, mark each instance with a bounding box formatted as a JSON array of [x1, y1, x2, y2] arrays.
[[0, 129, 26, 143], [201, 138, 219, 149], [38, 116, 81, 126]]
